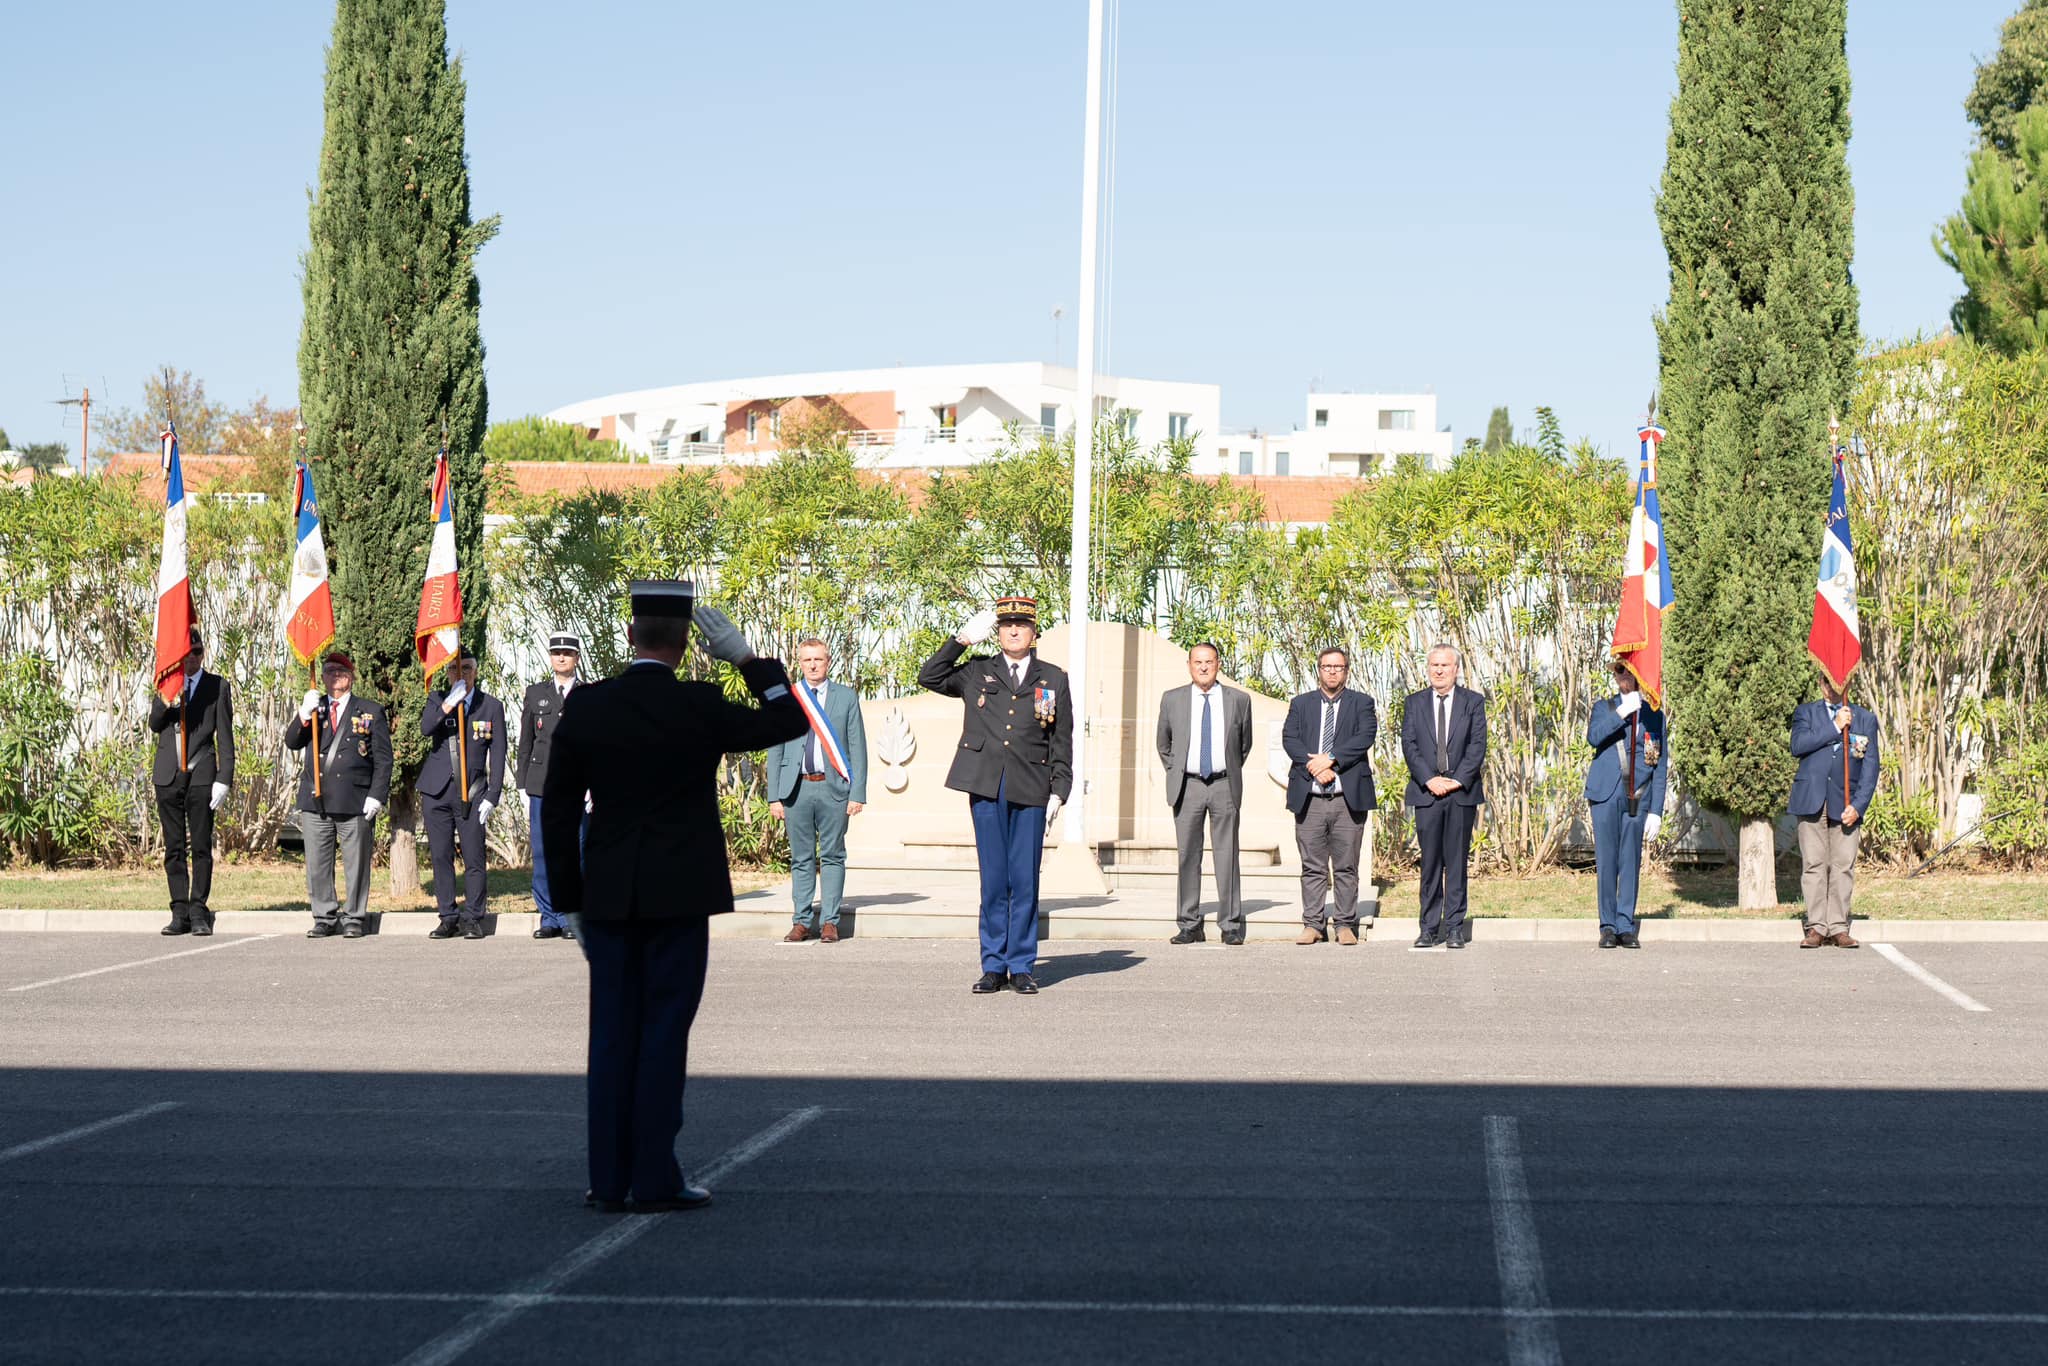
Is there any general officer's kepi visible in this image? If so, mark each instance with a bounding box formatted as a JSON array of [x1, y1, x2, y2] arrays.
[[994, 595, 1038, 625], [628, 579, 696, 620], [547, 632, 583, 654]]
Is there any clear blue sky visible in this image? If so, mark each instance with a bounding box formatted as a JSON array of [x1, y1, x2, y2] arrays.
[[0, 0, 2019, 461]]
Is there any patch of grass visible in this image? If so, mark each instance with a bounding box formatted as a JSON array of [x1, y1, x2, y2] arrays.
[[0, 860, 782, 913], [1373, 865, 2048, 920]]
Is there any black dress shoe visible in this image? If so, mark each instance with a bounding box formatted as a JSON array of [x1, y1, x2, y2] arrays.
[[1221, 932, 1245, 945], [634, 1183, 712, 1212], [462, 921, 486, 940], [584, 1189, 628, 1214], [1599, 929, 1619, 949], [341, 922, 366, 939], [190, 922, 213, 937], [429, 920, 461, 939], [1446, 935, 1465, 950], [1169, 927, 1206, 945], [971, 971, 1008, 994], [1010, 973, 1039, 995], [1619, 932, 1641, 949], [534, 925, 564, 940], [1412, 933, 1437, 949], [307, 923, 338, 938], [161, 921, 191, 936]]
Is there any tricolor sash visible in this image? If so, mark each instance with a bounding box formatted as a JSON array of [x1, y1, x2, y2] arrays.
[[794, 682, 852, 781]]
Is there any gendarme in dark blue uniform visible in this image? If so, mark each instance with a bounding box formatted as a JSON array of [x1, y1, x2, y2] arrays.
[[916, 595, 1073, 996], [1585, 660, 1668, 948]]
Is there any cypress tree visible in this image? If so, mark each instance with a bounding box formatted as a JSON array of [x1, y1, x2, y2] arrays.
[[1653, 0, 1858, 907], [299, 0, 497, 892]]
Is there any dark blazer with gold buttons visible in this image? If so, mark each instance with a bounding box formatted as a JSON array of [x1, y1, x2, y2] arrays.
[[917, 639, 1073, 809]]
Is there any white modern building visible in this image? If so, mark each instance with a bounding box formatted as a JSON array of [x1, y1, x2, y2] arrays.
[[1202, 392, 1458, 479], [545, 363, 1223, 469]]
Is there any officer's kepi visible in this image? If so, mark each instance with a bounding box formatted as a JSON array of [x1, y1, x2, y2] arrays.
[[627, 579, 695, 622], [548, 632, 582, 654]]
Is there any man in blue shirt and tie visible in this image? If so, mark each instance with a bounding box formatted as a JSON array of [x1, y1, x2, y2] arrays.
[[765, 638, 868, 943]]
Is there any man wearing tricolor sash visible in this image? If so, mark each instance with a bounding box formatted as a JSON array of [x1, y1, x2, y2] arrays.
[[765, 638, 868, 943]]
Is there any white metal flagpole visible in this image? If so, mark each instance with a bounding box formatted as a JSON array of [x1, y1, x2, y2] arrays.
[[1062, 0, 1106, 848]]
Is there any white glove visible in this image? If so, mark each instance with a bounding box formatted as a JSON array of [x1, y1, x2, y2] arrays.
[[443, 680, 470, 711], [300, 689, 321, 722], [1045, 793, 1064, 824], [1616, 692, 1642, 719], [362, 797, 383, 820], [1643, 813, 1662, 842], [584, 793, 594, 814], [692, 606, 754, 665], [477, 799, 494, 822], [958, 608, 998, 645], [209, 782, 229, 811]]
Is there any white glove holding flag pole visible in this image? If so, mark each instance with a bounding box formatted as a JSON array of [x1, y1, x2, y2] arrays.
[[957, 608, 998, 645], [442, 679, 470, 712], [300, 689, 321, 722], [362, 797, 382, 820], [477, 799, 493, 823], [692, 606, 754, 666], [1643, 813, 1661, 842], [1616, 691, 1642, 719], [209, 782, 229, 811], [1045, 793, 1064, 824]]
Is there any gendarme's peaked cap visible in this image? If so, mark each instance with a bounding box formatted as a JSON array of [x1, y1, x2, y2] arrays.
[[628, 579, 696, 619], [994, 595, 1038, 625], [547, 632, 583, 653]]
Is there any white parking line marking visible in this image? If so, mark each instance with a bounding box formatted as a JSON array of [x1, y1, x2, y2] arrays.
[[391, 1105, 825, 1366], [6, 935, 280, 993], [1873, 944, 1991, 1013], [2, 1285, 2044, 1327], [0, 1103, 180, 1165], [1484, 1115, 1563, 1366]]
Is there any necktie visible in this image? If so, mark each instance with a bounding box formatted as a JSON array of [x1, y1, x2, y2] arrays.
[[1011, 661, 1023, 691], [558, 683, 567, 701], [1436, 694, 1451, 772], [1200, 690, 1214, 779], [1318, 698, 1336, 791]]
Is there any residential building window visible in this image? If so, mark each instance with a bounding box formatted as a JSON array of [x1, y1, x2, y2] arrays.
[[1275, 451, 1291, 477], [1117, 409, 1140, 439], [1040, 404, 1059, 434], [769, 407, 781, 440], [1378, 409, 1415, 431], [1238, 451, 1253, 476], [745, 411, 757, 442], [1167, 412, 1191, 440], [934, 404, 958, 431], [1314, 408, 1329, 428]]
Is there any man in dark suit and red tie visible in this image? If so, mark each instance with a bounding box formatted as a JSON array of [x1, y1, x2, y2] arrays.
[[541, 582, 807, 1213], [1402, 643, 1487, 950], [1281, 647, 1378, 945], [148, 627, 235, 936]]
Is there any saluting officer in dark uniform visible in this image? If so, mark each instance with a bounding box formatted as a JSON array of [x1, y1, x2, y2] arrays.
[[285, 650, 392, 939], [519, 632, 585, 941], [542, 583, 807, 1213], [419, 648, 508, 940], [148, 627, 235, 936], [917, 595, 1074, 996]]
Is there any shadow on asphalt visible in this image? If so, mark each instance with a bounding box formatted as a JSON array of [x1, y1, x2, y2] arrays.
[[3, 1071, 2045, 1363], [1030, 948, 1145, 985]]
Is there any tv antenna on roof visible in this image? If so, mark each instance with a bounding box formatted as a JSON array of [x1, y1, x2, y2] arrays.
[[51, 379, 95, 474]]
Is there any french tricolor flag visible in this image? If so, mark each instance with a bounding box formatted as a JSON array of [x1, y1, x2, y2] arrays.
[[1807, 442, 1861, 688], [793, 681, 852, 781], [286, 459, 336, 666], [151, 424, 196, 702], [414, 449, 463, 679], [1610, 424, 1673, 708]]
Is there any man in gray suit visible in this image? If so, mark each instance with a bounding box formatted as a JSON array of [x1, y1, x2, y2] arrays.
[[765, 638, 868, 943], [1157, 642, 1256, 944]]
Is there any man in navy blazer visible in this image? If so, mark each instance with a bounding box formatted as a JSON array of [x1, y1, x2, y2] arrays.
[[1585, 659, 1668, 949], [1401, 644, 1487, 949], [1281, 647, 1378, 945], [765, 638, 868, 943], [1788, 676, 1880, 949]]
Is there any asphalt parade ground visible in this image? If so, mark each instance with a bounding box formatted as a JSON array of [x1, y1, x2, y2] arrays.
[[3, 927, 2046, 1365]]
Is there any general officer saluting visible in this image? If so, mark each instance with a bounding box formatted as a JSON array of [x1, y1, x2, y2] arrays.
[[149, 627, 235, 936], [1585, 658, 1667, 950], [419, 647, 507, 940], [917, 595, 1074, 996], [285, 650, 392, 939], [1788, 675, 1880, 950], [519, 632, 586, 941], [542, 583, 806, 1213]]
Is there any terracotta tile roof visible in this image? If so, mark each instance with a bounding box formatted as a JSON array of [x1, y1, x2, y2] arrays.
[[1209, 475, 1363, 525]]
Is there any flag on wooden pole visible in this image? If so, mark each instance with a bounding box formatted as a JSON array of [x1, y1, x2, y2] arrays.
[[414, 448, 462, 680], [286, 458, 336, 667], [1610, 423, 1673, 708], [1806, 434, 1862, 689], [152, 423, 196, 703]]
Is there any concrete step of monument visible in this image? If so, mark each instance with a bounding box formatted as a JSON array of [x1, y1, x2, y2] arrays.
[[718, 895, 1377, 942], [1099, 840, 1283, 869], [1098, 864, 1310, 893], [871, 838, 1287, 873]]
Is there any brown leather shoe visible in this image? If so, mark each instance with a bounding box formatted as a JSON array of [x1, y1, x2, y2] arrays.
[[783, 924, 815, 943], [820, 924, 840, 944], [1334, 924, 1359, 946], [1296, 926, 1324, 945], [1800, 928, 1826, 949], [1830, 931, 1860, 948]]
